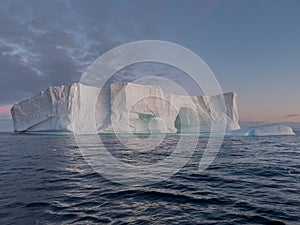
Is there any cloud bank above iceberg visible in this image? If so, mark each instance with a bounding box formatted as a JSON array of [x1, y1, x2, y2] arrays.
[[0, 0, 163, 104]]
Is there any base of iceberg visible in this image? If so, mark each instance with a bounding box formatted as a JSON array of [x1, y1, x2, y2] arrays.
[[227, 124, 295, 136]]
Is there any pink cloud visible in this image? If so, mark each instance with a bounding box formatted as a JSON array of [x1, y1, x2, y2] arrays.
[[0, 105, 12, 117]]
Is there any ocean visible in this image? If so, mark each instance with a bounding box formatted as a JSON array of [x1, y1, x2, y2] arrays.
[[0, 124, 299, 224]]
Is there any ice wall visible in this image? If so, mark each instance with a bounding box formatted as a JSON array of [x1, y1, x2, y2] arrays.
[[11, 82, 240, 133]]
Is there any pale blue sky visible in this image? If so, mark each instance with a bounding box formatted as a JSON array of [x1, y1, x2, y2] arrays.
[[154, 0, 300, 122], [0, 0, 299, 123]]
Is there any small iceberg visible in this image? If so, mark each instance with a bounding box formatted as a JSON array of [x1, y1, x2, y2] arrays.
[[227, 124, 295, 136]]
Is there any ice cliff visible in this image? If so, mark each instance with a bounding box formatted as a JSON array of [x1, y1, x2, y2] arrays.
[[11, 83, 240, 133]]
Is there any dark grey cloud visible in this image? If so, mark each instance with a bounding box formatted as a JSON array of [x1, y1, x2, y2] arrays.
[[0, 0, 163, 104]]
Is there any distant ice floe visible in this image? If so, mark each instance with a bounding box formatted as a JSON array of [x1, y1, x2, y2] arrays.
[[227, 124, 295, 136]]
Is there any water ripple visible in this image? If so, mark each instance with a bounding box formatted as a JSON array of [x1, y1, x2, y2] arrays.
[[0, 134, 299, 224]]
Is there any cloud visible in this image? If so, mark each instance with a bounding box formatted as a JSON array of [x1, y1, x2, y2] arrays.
[[285, 114, 300, 118], [0, 105, 12, 117], [0, 0, 225, 105], [0, 0, 162, 104]]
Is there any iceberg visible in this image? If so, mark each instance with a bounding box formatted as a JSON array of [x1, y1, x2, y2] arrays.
[[11, 82, 295, 136], [11, 82, 240, 133]]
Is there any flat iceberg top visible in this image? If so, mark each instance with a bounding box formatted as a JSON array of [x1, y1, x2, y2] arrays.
[[227, 124, 295, 136]]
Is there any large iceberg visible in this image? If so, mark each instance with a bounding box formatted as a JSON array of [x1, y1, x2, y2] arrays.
[[11, 82, 295, 136], [11, 82, 240, 133]]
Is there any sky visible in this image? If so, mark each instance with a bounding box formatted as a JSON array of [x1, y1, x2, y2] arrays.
[[0, 0, 299, 126]]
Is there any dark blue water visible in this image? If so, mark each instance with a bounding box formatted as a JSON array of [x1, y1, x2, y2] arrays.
[[0, 131, 299, 224]]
